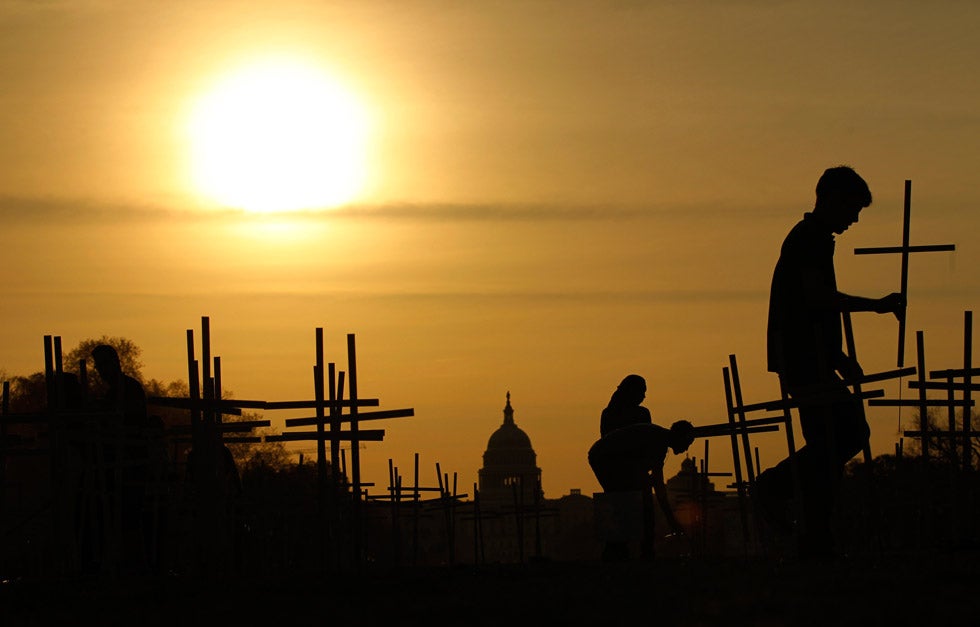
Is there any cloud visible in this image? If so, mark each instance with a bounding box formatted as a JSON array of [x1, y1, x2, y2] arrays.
[[326, 202, 655, 222], [29, 286, 766, 306], [348, 287, 768, 304], [0, 195, 199, 225], [0, 194, 788, 226]]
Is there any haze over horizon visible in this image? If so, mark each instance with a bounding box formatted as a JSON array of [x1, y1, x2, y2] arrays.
[[1, 0, 978, 497]]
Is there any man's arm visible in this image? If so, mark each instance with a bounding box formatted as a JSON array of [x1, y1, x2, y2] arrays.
[[837, 292, 904, 320], [831, 292, 904, 379], [650, 468, 684, 536], [795, 256, 904, 320]]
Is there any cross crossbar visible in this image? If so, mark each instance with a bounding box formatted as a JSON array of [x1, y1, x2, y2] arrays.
[[284, 408, 414, 427], [266, 429, 386, 442]]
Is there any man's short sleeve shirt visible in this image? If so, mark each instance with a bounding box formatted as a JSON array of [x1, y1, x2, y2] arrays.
[[767, 212, 842, 385]]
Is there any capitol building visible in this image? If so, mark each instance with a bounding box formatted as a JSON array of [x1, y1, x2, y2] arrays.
[[474, 392, 596, 563]]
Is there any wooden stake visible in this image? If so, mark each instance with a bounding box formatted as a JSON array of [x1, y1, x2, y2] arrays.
[[916, 331, 930, 460], [388, 458, 400, 565], [346, 333, 362, 567], [328, 363, 340, 486], [472, 482, 482, 565], [899, 180, 912, 366], [413, 453, 420, 566], [312, 329, 329, 569], [702, 441, 709, 554], [721, 366, 750, 552], [347, 335, 361, 497], [43, 335, 54, 409], [963, 311, 973, 470], [186, 329, 201, 428], [729, 355, 757, 486], [202, 316, 211, 395], [213, 356, 223, 426], [842, 311, 874, 463]]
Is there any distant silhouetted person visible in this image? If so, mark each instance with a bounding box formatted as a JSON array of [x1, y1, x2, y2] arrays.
[[599, 373, 651, 436], [755, 166, 903, 558], [92, 344, 147, 425], [588, 374, 695, 560], [90, 343, 167, 575]]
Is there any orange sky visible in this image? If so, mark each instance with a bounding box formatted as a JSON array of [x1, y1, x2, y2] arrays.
[[1, 1, 978, 497]]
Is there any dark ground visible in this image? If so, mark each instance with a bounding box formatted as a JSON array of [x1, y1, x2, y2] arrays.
[[3, 549, 977, 626]]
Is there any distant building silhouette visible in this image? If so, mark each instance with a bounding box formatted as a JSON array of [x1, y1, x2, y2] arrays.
[[478, 392, 542, 507], [666, 457, 715, 494], [472, 392, 554, 563]]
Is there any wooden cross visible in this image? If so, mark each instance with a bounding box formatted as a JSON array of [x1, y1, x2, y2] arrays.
[[148, 318, 273, 473], [869, 330, 975, 462], [697, 441, 732, 556], [266, 328, 415, 567], [866, 316, 976, 543], [893, 311, 978, 468], [663, 440, 732, 556], [148, 318, 415, 569], [710, 353, 912, 551], [362, 454, 446, 565], [712, 353, 792, 551], [853, 179, 956, 367]]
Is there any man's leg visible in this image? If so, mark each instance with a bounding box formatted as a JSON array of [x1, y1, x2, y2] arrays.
[[640, 484, 655, 559], [755, 449, 806, 534], [794, 393, 868, 558], [754, 393, 834, 541], [805, 393, 870, 557], [833, 393, 871, 465], [589, 454, 633, 561]]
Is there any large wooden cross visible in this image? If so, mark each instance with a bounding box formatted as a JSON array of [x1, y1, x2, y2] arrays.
[[701, 353, 911, 550], [876, 311, 978, 466], [853, 179, 956, 367]]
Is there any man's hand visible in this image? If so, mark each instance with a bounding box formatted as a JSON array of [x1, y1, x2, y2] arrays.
[[664, 514, 686, 538], [837, 353, 864, 382], [876, 292, 905, 321]]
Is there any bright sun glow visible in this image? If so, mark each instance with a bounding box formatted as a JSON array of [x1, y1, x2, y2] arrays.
[[187, 58, 371, 213]]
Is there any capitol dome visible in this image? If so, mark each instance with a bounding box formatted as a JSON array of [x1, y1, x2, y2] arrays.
[[485, 417, 533, 456]]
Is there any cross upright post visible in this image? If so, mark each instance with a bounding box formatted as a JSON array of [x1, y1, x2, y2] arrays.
[[962, 311, 973, 469]]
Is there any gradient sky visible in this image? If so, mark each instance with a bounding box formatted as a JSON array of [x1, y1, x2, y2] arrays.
[[1, 0, 978, 497]]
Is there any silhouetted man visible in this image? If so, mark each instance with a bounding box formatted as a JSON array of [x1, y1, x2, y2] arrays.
[[588, 374, 695, 560], [91, 344, 165, 574], [755, 165, 903, 558]]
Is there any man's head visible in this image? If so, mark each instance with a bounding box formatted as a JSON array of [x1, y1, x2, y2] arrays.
[[814, 165, 872, 234], [668, 420, 695, 454], [91, 344, 122, 381]]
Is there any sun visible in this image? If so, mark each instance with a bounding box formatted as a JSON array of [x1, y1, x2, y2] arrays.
[[187, 58, 372, 213]]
